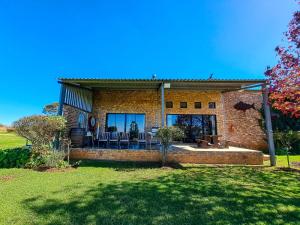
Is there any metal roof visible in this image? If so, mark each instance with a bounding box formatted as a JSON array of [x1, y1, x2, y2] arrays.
[[58, 78, 265, 91]]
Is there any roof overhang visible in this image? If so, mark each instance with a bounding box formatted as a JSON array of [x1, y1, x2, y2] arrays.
[[58, 78, 265, 92]]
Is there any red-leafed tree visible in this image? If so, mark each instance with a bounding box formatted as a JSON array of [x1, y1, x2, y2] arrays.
[[265, 6, 300, 118]]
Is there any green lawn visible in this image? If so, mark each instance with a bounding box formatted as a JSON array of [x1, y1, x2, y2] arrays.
[[0, 132, 299, 225], [1, 162, 300, 225], [275, 155, 300, 168], [0, 132, 26, 149]]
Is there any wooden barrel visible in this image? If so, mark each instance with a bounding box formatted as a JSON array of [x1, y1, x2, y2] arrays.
[[70, 128, 85, 148]]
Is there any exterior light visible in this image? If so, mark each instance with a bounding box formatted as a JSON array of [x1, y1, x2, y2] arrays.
[[164, 83, 171, 88]]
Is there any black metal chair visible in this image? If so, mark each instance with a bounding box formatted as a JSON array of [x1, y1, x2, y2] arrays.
[[109, 132, 119, 148], [119, 132, 130, 149], [97, 132, 110, 148], [138, 132, 147, 149]]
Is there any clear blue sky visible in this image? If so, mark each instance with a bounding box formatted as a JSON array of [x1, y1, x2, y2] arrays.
[[0, 0, 297, 125]]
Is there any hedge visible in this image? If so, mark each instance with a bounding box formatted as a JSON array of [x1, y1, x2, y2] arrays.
[[0, 148, 31, 168]]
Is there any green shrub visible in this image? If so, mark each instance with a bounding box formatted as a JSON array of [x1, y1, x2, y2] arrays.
[[0, 148, 31, 168], [25, 154, 46, 169], [24, 151, 69, 169], [13, 115, 66, 155], [44, 151, 68, 168], [275, 148, 287, 155]]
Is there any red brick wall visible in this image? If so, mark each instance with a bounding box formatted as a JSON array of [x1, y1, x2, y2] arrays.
[[70, 148, 264, 165], [222, 91, 267, 150]]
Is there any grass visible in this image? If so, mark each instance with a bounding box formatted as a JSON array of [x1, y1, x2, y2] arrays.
[[275, 155, 300, 168], [0, 162, 300, 225], [0, 131, 299, 225], [0, 132, 26, 149]]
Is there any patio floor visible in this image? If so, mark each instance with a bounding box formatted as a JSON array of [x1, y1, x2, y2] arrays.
[[172, 144, 261, 152]]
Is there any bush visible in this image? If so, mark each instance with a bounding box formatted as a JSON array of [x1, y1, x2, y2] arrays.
[[13, 115, 66, 155], [25, 151, 69, 169], [44, 151, 68, 168], [0, 148, 31, 168]]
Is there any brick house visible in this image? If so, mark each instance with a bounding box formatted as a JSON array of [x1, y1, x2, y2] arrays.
[[57, 78, 275, 164]]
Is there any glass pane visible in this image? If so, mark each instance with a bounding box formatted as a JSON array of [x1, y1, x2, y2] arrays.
[[135, 114, 145, 132], [107, 114, 116, 132], [203, 115, 212, 135], [176, 115, 191, 142], [177, 115, 191, 127], [167, 115, 178, 127], [115, 114, 125, 132], [126, 114, 136, 133], [210, 115, 217, 135], [191, 115, 203, 139], [180, 102, 187, 108]]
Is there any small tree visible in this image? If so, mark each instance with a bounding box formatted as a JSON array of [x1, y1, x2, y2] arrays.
[[13, 115, 66, 156], [274, 130, 299, 168], [42, 102, 59, 115], [156, 127, 185, 166]]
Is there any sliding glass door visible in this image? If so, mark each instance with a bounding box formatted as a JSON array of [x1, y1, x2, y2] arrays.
[[167, 114, 217, 142], [106, 113, 145, 139]]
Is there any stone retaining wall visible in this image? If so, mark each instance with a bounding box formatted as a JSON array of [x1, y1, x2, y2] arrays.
[[70, 148, 263, 165]]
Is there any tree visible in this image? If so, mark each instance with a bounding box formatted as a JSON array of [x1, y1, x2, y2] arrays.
[[265, 8, 300, 118], [156, 127, 185, 166], [43, 102, 59, 115]]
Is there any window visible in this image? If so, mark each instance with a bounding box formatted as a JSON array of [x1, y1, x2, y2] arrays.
[[180, 102, 187, 108], [209, 102, 216, 109], [166, 101, 173, 108], [194, 102, 202, 109], [106, 113, 145, 138], [77, 113, 86, 128], [167, 114, 217, 142]]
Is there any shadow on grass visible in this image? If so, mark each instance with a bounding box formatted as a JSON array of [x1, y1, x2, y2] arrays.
[[74, 160, 185, 171], [22, 167, 300, 225]]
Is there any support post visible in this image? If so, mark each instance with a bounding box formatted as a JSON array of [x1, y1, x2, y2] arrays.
[[56, 83, 66, 149], [262, 84, 276, 166], [57, 83, 66, 116], [161, 83, 165, 127]]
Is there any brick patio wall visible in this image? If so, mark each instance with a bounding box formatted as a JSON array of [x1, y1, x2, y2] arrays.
[[69, 148, 264, 165], [63, 89, 267, 151]]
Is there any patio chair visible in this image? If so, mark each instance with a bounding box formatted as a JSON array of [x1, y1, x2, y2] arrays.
[[196, 135, 212, 148], [119, 132, 129, 149], [97, 132, 110, 148], [138, 132, 147, 149], [196, 139, 210, 148], [109, 132, 119, 148]]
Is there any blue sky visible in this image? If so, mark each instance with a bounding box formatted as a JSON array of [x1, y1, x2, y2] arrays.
[[0, 0, 297, 125]]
